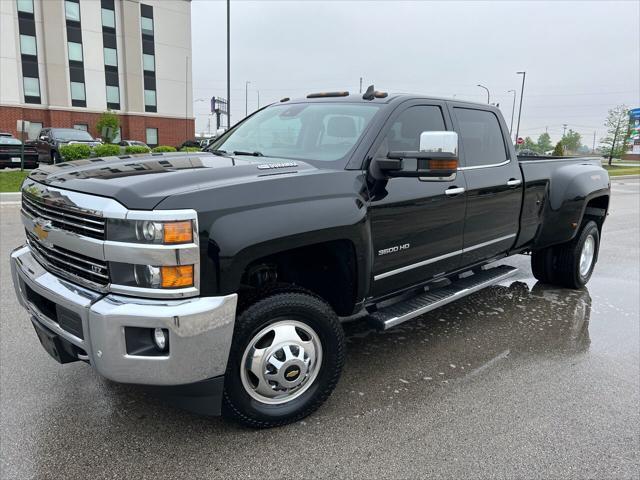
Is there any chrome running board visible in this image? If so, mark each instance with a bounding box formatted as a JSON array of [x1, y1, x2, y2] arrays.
[[369, 265, 518, 330]]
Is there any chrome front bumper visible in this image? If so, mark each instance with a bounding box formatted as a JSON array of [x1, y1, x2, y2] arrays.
[[10, 245, 237, 386]]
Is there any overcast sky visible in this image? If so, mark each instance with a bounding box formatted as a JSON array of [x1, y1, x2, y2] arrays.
[[191, 0, 639, 146]]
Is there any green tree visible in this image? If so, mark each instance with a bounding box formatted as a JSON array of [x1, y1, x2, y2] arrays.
[[95, 110, 120, 144], [522, 136, 538, 152], [537, 132, 553, 153], [562, 129, 582, 153], [600, 104, 630, 165], [552, 141, 564, 156]]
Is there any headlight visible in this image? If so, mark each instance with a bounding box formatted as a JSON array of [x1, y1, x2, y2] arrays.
[[107, 219, 194, 244], [112, 263, 194, 289]]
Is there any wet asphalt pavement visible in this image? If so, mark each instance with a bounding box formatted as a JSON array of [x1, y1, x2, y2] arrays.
[[1, 179, 638, 479]]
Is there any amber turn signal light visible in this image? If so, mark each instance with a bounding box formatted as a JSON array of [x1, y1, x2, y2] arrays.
[[429, 159, 458, 170], [163, 221, 193, 244], [161, 265, 194, 288]]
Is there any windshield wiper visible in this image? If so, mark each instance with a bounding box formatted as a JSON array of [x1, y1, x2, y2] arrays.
[[208, 149, 230, 156], [233, 150, 264, 157]]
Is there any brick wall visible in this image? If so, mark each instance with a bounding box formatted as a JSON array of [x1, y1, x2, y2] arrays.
[[0, 105, 194, 147]]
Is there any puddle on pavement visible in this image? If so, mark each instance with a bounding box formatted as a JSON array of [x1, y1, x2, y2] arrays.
[[336, 279, 594, 409]]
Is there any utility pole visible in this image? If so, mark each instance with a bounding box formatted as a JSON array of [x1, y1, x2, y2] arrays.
[[592, 131, 596, 153], [562, 124, 568, 138], [508, 89, 516, 137], [245, 81, 251, 117], [226, 0, 230, 127], [359, 77, 363, 94], [257, 90, 260, 109], [515, 71, 526, 145], [185, 55, 189, 140], [477, 84, 490, 104]]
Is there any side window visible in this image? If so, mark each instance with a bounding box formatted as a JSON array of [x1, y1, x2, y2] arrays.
[[454, 108, 508, 167], [377, 106, 445, 156]]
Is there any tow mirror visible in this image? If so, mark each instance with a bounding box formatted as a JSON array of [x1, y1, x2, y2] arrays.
[[377, 131, 459, 180]]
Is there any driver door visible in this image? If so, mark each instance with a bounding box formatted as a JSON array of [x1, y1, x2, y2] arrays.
[[368, 102, 467, 297]]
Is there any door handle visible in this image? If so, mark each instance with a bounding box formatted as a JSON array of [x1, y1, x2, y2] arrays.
[[507, 178, 522, 187], [445, 186, 465, 196]]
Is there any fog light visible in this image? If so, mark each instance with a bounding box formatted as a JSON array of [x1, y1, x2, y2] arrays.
[[153, 328, 168, 351]]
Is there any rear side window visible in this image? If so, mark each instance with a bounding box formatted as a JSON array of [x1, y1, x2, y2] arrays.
[[454, 108, 508, 167], [380, 106, 446, 154]]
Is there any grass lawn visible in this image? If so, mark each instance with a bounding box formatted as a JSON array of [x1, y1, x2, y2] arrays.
[[0, 170, 30, 192], [603, 164, 640, 177]]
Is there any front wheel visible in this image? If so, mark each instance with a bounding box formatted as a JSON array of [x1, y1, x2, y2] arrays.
[[222, 291, 345, 428]]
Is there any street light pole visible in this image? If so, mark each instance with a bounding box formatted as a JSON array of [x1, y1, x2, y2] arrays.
[[477, 84, 490, 104], [226, 0, 230, 127], [514, 71, 526, 146], [245, 81, 251, 117], [507, 89, 516, 138]]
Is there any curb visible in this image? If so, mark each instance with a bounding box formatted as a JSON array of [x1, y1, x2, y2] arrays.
[[0, 192, 20, 201], [610, 175, 640, 180]]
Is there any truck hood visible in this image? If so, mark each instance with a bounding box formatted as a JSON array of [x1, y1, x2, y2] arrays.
[[28, 152, 319, 209]]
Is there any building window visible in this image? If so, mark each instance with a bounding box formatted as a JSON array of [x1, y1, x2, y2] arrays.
[[65, 1, 80, 21], [103, 47, 118, 67], [67, 42, 83, 62], [101, 8, 115, 28], [17, 0, 34, 13], [141, 16, 154, 36], [23, 77, 40, 97], [19, 35, 37, 56], [70, 81, 86, 101], [144, 89, 156, 107], [106, 85, 120, 104], [146, 128, 158, 147], [143, 54, 155, 72], [73, 124, 88, 131]]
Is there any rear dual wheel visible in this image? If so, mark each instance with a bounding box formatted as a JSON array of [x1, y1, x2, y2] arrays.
[[531, 220, 600, 289], [222, 291, 345, 428]]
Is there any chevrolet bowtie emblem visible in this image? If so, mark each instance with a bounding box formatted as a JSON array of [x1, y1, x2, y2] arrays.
[[33, 218, 52, 242], [286, 369, 300, 379]]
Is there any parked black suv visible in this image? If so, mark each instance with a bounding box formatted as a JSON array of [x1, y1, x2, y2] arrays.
[[30, 128, 101, 164]]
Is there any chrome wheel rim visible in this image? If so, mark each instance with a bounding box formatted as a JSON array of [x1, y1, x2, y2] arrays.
[[579, 235, 595, 277], [240, 320, 323, 405]]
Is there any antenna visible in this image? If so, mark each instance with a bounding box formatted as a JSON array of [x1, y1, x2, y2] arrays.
[[362, 85, 375, 100]]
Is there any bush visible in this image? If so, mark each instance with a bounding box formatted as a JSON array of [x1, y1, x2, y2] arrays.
[[92, 144, 121, 157], [125, 145, 151, 154], [59, 144, 92, 161], [179, 146, 201, 152], [152, 145, 177, 153]]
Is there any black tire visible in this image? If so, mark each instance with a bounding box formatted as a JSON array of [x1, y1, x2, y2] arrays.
[[531, 220, 600, 289], [531, 247, 556, 284], [222, 291, 345, 428], [554, 220, 600, 289]]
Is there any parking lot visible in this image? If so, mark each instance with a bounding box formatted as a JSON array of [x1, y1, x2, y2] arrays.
[[0, 178, 638, 479]]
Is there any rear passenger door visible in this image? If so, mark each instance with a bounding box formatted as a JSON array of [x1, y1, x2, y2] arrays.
[[450, 105, 523, 265]]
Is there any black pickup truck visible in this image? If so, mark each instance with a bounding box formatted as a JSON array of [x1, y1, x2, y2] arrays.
[[11, 89, 610, 427]]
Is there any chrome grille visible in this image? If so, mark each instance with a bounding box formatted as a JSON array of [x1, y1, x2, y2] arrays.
[[26, 231, 109, 288], [22, 191, 105, 240]]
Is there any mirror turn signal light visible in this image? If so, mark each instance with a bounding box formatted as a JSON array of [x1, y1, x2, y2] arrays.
[[429, 159, 458, 170], [163, 221, 193, 244], [161, 265, 194, 288]]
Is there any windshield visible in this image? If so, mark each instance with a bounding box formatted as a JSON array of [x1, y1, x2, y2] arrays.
[[0, 137, 21, 145], [52, 129, 95, 142], [213, 103, 380, 163]]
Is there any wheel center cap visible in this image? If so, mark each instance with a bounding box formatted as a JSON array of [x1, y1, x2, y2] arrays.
[[284, 365, 301, 381]]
